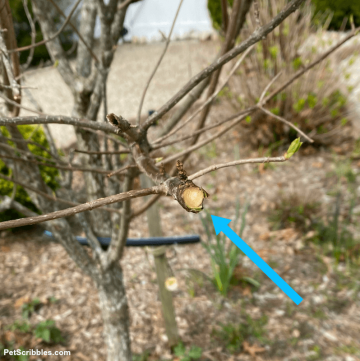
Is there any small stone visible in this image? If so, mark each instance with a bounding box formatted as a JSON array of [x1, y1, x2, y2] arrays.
[[292, 329, 300, 338]]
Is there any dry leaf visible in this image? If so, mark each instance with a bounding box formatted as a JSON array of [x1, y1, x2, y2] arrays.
[[5, 331, 15, 342], [14, 295, 31, 309], [243, 341, 266, 357], [259, 232, 270, 241]]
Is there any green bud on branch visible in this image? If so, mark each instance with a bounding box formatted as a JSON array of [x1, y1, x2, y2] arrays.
[[284, 137, 303, 159]]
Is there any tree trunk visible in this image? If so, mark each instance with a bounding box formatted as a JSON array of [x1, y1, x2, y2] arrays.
[[96, 262, 132, 361]]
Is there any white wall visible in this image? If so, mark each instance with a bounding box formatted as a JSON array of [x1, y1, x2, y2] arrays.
[[122, 0, 215, 42], [92, 0, 215, 42]]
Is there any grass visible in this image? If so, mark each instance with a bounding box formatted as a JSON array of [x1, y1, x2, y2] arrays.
[[268, 190, 321, 232], [200, 198, 250, 296], [212, 312, 269, 354]]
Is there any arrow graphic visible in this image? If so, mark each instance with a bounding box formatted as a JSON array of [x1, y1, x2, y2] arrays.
[[211, 215, 303, 305]]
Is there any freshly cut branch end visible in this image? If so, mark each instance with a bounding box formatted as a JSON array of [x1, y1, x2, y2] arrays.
[[174, 160, 208, 213], [182, 186, 208, 212]]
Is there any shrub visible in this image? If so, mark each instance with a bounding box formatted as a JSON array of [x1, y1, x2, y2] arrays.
[[312, 0, 360, 30], [0, 125, 60, 223], [34, 320, 64, 344], [11, 0, 75, 66], [228, 0, 352, 149], [207, 0, 234, 31]]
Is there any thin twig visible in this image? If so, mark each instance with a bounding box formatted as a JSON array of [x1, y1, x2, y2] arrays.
[[130, 194, 162, 219], [153, 45, 254, 144], [118, 0, 136, 11], [74, 149, 130, 155], [107, 164, 138, 178], [137, 0, 184, 124], [0, 154, 111, 174], [151, 109, 254, 150], [0, 115, 126, 135], [48, 0, 100, 64], [22, 0, 36, 69], [189, 156, 287, 180], [141, 0, 306, 131], [258, 106, 313, 142], [253, 0, 261, 29], [9, 0, 82, 53], [0, 187, 160, 230], [0, 173, 121, 214]]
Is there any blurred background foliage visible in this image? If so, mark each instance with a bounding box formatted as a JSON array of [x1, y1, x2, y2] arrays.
[[208, 0, 360, 31], [11, 0, 75, 67], [0, 126, 60, 223]]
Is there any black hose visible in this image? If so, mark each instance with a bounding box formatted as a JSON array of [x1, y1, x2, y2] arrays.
[[43, 230, 200, 250]]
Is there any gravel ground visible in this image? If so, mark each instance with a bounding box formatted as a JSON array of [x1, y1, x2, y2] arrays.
[[1, 99, 360, 360]]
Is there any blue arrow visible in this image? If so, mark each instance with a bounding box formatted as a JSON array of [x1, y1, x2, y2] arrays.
[[211, 215, 303, 305]]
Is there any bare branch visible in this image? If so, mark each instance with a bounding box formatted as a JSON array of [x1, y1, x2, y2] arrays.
[[0, 195, 39, 217], [22, 0, 36, 69], [107, 164, 138, 178], [49, 0, 100, 66], [153, 45, 254, 144], [258, 106, 314, 143], [74, 149, 130, 155], [141, 0, 306, 131], [189, 156, 287, 180], [9, 0, 82, 53], [137, 0, 184, 124], [0, 173, 121, 214], [0, 153, 113, 174], [130, 194, 162, 219], [152, 109, 253, 150], [0, 187, 160, 231], [0, 32, 20, 100], [0, 115, 125, 135]]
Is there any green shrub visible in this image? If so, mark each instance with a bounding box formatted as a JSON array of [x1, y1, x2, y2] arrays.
[[173, 343, 202, 361], [34, 320, 64, 344], [207, 0, 234, 31], [312, 0, 360, 30], [11, 0, 75, 66], [0, 125, 60, 223], [228, 0, 352, 149]]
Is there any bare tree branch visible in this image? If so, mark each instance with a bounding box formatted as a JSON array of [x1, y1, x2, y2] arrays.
[[0, 115, 125, 135], [48, 0, 100, 66], [258, 106, 314, 142], [22, 0, 36, 69], [189, 156, 287, 180], [142, 0, 306, 131], [107, 164, 138, 178], [0, 173, 121, 214], [137, 0, 184, 124], [153, 45, 254, 144], [9, 0, 82, 53], [74, 149, 130, 155], [0, 187, 159, 230]]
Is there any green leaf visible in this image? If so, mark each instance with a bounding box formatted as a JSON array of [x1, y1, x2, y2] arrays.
[[284, 137, 303, 159], [188, 346, 202, 359]]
